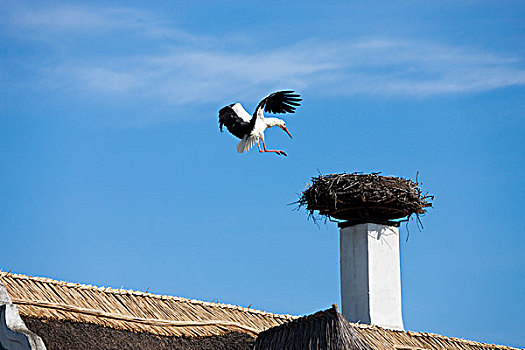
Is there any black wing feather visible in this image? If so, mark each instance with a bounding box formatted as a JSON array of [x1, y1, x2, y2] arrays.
[[218, 105, 256, 139], [256, 90, 302, 115]]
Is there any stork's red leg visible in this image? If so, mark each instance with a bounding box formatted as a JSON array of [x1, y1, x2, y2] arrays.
[[261, 139, 287, 156]]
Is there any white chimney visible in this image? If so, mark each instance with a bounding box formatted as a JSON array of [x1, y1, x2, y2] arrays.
[[339, 222, 404, 330]]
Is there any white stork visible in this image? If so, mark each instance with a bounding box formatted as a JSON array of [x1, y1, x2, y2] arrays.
[[218, 90, 301, 156]]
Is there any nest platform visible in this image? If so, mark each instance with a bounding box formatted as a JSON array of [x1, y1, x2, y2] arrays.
[[299, 173, 433, 225]]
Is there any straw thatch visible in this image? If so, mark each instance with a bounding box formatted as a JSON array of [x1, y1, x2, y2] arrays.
[[298, 173, 433, 223], [22, 318, 254, 350], [255, 304, 521, 350], [1, 271, 521, 350], [352, 323, 523, 350], [255, 304, 372, 350], [0, 271, 294, 338]]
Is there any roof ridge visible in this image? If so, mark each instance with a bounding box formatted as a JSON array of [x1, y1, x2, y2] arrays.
[[12, 298, 261, 335], [0, 271, 296, 321], [350, 323, 521, 350]]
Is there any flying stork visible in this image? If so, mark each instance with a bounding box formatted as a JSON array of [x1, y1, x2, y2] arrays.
[[218, 90, 302, 156]]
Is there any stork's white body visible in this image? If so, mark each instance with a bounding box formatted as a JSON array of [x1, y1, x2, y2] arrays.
[[233, 103, 283, 154]]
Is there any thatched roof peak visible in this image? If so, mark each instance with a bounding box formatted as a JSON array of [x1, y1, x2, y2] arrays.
[[255, 304, 372, 350]]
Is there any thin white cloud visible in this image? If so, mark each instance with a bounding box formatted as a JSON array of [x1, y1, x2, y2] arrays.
[[3, 4, 198, 42], [16, 6, 147, 32], [57, 40, 525, 104], [73, 67, 141, 93], [3, 4, 525, 109]]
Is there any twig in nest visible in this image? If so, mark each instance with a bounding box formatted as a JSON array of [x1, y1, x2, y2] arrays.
[[298, 172, 433, 226]]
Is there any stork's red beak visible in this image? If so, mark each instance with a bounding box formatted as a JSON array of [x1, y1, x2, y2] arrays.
[[281, 126, 293, 139]]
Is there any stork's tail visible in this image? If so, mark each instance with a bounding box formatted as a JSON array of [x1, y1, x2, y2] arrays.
[[236, 135, 257, 153]]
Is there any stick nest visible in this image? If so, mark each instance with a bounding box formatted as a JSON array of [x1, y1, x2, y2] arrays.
[[298, 173, 433, 223]]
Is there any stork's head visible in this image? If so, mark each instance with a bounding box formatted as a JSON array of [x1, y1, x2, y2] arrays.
[[265, 118, 292, 139]]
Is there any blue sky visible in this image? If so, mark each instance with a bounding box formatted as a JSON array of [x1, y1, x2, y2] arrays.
[[1, 0, 524, 347]]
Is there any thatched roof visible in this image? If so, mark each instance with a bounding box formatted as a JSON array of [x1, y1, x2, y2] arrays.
[[254, 304, 522, 350], [22, 317, 254, 350], [1, 271, 521, 350], [299, 173, 433, 223], [353, 323, 522, 350], [255, 304, 372, 350], [0, 271, 293, 338]]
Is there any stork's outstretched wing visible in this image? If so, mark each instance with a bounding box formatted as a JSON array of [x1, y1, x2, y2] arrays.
[[255, 90, 302, 115], [218, 104, 256, 139]]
